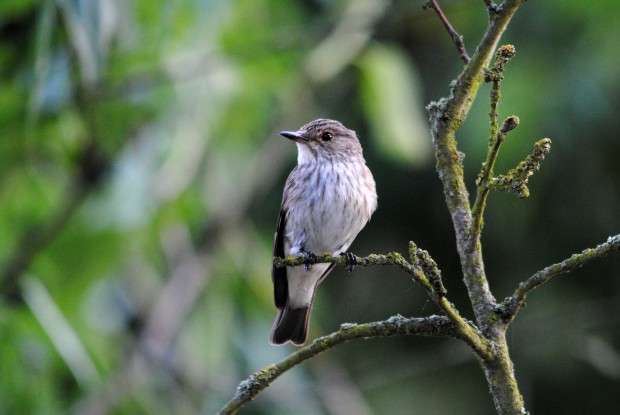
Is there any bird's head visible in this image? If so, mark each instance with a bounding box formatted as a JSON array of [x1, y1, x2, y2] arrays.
[[280, 119, 363, 164]]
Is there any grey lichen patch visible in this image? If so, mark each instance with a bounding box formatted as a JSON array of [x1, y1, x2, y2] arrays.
[[339, 322, 357, 331], [237, 364, 279, 396]]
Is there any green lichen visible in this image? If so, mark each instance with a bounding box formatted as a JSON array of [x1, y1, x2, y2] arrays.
[[489, 138, 551, 198], [485, 44, 516, 83]]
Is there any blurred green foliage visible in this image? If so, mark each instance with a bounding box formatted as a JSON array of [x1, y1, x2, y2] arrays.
[[0, 0, 619, 414]]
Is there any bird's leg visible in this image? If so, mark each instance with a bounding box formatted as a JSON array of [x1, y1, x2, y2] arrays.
[[341, 252, 357, 274], [298, 249, 317, 272]]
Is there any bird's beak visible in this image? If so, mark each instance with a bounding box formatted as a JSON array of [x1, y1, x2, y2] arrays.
[[280, 131, 305, 141]]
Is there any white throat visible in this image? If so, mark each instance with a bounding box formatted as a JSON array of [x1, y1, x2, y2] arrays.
[[296, 143, 317, 164]]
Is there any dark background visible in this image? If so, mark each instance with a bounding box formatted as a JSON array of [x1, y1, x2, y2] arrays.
[[1, 0, 619, 414]]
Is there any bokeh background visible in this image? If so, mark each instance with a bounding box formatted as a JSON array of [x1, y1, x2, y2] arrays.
[[1, 0, 619, 414]]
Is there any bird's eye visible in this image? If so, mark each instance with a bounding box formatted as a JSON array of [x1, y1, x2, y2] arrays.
[[321, 132, 333, 141]]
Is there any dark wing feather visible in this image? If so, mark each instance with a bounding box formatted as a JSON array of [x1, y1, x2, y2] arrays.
[[272, 209, 288, 308]]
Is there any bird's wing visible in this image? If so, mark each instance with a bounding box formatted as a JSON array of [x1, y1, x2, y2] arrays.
[[272, 209, 288, 309]]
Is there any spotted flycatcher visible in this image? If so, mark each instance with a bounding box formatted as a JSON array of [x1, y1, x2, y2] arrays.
[[270, 119, 377, 345]]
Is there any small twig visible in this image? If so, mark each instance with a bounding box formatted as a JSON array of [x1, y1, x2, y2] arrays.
[[471, 45, 517, 238], [485, 45, 517, 147], [488, 137, 552, 198], [500, 234, 620, 324], [218, 315, 458, 415], [424, 0, 471, 64], [409, 242, 447, 298], [471, 116, 520, 236]]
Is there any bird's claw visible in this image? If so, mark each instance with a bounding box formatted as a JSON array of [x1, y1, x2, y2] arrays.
[[342, 252, 357, 274], [299, 250, 317, 272]]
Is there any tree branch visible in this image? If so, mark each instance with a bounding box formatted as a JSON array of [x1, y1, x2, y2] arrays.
[[472, 115, 519, 237], [427, 0, 527, 335], [423, 0, 471, 63], [427, 1, 529, 412], [275, 247, 493, 359], [217, 315, 458, 415], [1, 82, 111, 301], [0, 184, 85, 301], [275, 250, 433, 293], [488, 138, 551, 198], [483, 0, 501, 14], [500, 234, 620, 324]]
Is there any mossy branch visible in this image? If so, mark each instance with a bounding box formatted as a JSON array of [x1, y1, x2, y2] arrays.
[[426, 1, 529, 412], [274, 251, 432, 293], [472, 115, 520, 236], [499, 234, 620, 324], [488, 138, 552, 198], [275, 247, 493, 359], [486, 45, 516, 144], [427, 0, 527, 336], [218, 315, 458, 415], [471, 45, 517, 245]]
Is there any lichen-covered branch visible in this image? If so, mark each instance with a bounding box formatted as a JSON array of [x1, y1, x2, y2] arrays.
[[427, 0, 526, 335], [488, 138, 552, 198], [274, 251, 433, 293], [500, 234, 620, 324], [409, 242, 447, 298], [472, 115, 520, 236], [427, 1, 529, 413], [484, 45, 517, 151], [275, 248, 493, 358], [217, 315, 458, 415]]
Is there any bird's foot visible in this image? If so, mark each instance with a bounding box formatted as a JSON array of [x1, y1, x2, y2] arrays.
[[341, 252, 357, 274], [299, 250, 317, 272]]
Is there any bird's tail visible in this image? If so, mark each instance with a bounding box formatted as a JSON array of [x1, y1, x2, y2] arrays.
[[269, 304, 312, 346]]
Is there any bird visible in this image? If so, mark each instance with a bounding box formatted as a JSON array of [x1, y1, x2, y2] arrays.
[[270, 119, 377, 345]]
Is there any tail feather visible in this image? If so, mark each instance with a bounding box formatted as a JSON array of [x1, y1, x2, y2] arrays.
[[269, 305, 311, 346]]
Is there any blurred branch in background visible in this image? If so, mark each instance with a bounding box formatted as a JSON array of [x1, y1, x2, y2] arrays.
[[0, 173, 95, 301], [1, 0, 122, 299], [72, 224, 208, 415], [22, 277, 101, 388]]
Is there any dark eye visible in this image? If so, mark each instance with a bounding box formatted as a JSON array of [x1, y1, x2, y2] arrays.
[[321, 131, 333, 141]]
